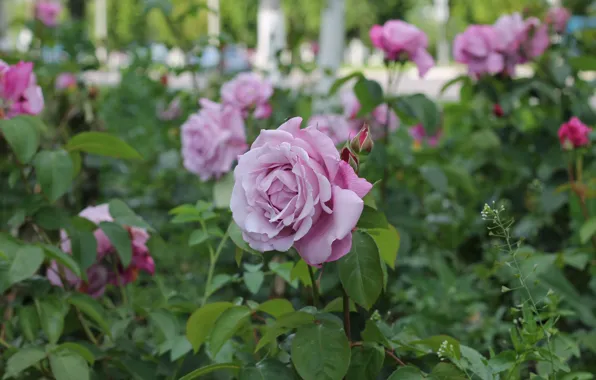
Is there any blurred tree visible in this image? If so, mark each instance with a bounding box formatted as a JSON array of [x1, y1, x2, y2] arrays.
[[68, 0, 87, 20], [563, 0, 595, 14], [220, 0, 258, 47]]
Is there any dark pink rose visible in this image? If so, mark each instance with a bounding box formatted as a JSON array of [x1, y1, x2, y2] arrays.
[[558, 117, 592, 149]]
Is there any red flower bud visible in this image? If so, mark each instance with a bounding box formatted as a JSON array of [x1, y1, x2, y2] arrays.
[[350, 124, 374, 154], [160, 74, 168, 87], [493, 104, 504, 118], [340, 147, 359, 172]]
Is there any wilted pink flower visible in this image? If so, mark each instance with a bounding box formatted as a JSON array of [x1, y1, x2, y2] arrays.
[[35, 0, 62, 27], [341, 91, 398, 139], [453, 25, 504, 76], [558, 117, 592, 149], [231, 117, 372, 266], [181, 99, 247, 181], [157, 97, 182, 121], [47, 204, 155, 298], [369, 20, 434, 77], [55, 73, 77, 90], [221, 72, 273, 119], [0, 60, 44, 119], [308, 114, 356, 145], [409, 124, 441, 148], [546, 7, 571, 33]]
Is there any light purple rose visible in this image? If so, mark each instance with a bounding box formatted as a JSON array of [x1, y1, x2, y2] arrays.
[[35, 0, 62, 27], [181, 99, 248, 181], [547, 7, 571, 33], [369, 20, 434, 77], [230, 117, 373, 266], [221, 72, 273, 119], [453, 25, 504, 76], [55, 73, 77, 90], [0, 60, 44, 119], [341, 91, 399, 139], [308, 114, 356, 145], [157, 97, 182, 121], [520, 18, 549, 61]]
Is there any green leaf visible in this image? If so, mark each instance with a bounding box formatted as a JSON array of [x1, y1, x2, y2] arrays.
[[338, 231, 383, 309], [189, 230, 210, 247], [410, 335, 461, 360], [4, 347, 46, 378], [53, 343, 95, 365], [488, 350, 516, 373], [291, 322, 351, 380], [354, 78, 384, 117], [240, 359, 296, 380], [209, 306, 252, 356], [580, 217, 596, 244], [441, 165, 476, 197], [69, 151, 82, 178], [366, 225, 400, 269], [459, 345, 491, 380], [394, 94, 441, 134], [8, 245, 44, 285], [0, 115, 41, 163], [170, 335, 193, 361], [346, 343, 384, 380], [255, 311, 315, 352], [108, 199, 154, 231], [569, 56, 596, 71], [18, 305, 40, 342], [323, 297, 357, 313], [429, 363, 466, 380], [439, 75, 469, 95], [388, 366, 427, 380], [186, 302, 234, 352], [257, 299, 295, 318], [361, 320, 391, 348], [34, 206, 71, 230], [37, 297, 68, 344], [41, 245, 82, 278], [243, 271, 264, 294], [69, 230, 97, 272], [269, 261, 299, 288], [150, 310, 179, 341], [65, 131, 142, 159], [213, 172, 235, 209], [357, 206, 388, 229], [99, 222, 132, 267], [290, 259, 312, 287], [34, 150, 74, 202], [49, 352, 89, 380], [228, 221, 262, 256], [329, 72, 364, 95], [179, 363, 241, 380], [419, 165, 448, 193], [67, 294, 111, 337]]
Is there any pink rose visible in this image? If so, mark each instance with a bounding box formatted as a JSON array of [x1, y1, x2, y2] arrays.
[[35, 0, 62, 27], [521, 18, 549, 60], [230, 117, 372, 266], [341, 91, 399, 139], [48, 204, 155, 298], [546, 7, 571, 33], [221, 72, 273, 119], [308, 114, 356, 145], [558, 117, 592, 149], [157, 97, 182, 121], [55, 73, 77, 90], [369, 20, 434, 77], [493, 13, 527, 55], [453, 25, 504, 76], [409, 124, 441, 148], [0, 60, 44, 118], [181, 99, 248, 181]]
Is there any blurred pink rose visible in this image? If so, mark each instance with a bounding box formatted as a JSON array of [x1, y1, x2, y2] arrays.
[[453, 25, 504, 76], [55, 73, 77, 90], [546, 7, 571, 33], [521, 18, 549, 60], [157, 97, 182, 121], [369, 20, 434, 77], [409, 124, 441, 148], [221, 72, 273, 119], [308, 114, 356, 145], [341, 91, 398, 139], [0, 60, 44, 118], [48, 204, 155, 298], [181, 99, 247, 181], [35, 0, 62, 27], [231, 117, 372, 266], [558, 117, 592, 149]]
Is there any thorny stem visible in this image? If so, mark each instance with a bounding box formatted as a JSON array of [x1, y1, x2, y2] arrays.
[[202, 229, 230, 306], [307, 265, 320, 308]]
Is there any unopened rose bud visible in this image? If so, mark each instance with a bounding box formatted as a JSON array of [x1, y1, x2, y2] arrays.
[[493, 104, 504, 118], [160, 74, 168, 87], [340, 147, 359, 172], [350, 124, 374, 154]]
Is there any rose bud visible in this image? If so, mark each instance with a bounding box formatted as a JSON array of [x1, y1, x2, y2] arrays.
[[350, 124, 374, 154], [493, 104, 504, 117]]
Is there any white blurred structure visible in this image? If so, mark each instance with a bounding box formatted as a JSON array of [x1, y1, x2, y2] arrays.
[[255, 0, 286, 80], [95, 0, 108, 62], [345, 39, 368, 67], [434, 0, 450, 66], [0, 0, 9, 51], [207, 0, 220, 40], [316, 0, 345, 93]]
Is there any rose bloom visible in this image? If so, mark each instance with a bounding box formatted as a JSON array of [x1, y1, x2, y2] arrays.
[[369, 20, 434, 77], [35, 0, 62, 27], [308, 114, 356, 145], [546, 7, 571, 33], [55, 73, 77, 91], [493, 13, 527, 74], [341, 91, 398, 139], [47, 204, 155, 298], [230, 117, 372, 266], [221, 72, 273, 119], [181, 99, 247, 181], [520, 18, 549, 61], [453, 25, 504, 76], [558, 117, 592, 149], [0, 60, 44, 119]]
